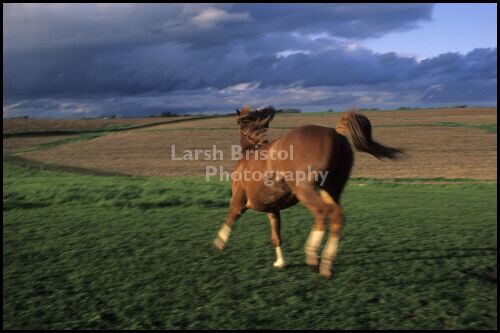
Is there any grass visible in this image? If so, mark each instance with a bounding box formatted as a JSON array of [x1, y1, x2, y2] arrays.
[[3, 162, 497, 329], [3, 132, 113, 155], [23, 132, 111, 153], [378, 122, 497, 133], [103, 123, 135, 130], [431, 122, 497, 133], [350, 177, 496, 184], [3, 115, 232, 138]]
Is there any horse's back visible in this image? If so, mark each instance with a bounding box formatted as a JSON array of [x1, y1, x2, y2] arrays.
[[273, 124, 352, 171]]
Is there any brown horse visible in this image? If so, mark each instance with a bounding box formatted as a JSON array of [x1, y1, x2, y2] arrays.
[[214, 105, 403, 278]]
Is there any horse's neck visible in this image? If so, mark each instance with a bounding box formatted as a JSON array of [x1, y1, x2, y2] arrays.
[[240, 135, 267, 151]]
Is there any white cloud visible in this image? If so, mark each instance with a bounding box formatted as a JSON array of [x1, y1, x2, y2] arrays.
[[276, 50, 310, 58], [191, 8, 251, 28], [219, 82, 261, 95]]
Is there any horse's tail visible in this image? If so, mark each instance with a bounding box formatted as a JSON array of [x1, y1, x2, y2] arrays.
[[339, 111, 404, 160]]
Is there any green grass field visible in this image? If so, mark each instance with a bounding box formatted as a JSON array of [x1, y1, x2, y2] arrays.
[[3, 162, 497, 329], [378, 122, 497, 133]]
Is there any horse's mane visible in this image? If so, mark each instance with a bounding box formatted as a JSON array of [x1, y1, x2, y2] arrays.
[[236, 105, 276, 145]]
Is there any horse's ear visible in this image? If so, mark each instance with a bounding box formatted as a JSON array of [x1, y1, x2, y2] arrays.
[[235, 108, 241, 116]]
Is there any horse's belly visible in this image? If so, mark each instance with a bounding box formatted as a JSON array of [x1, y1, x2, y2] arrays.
[[245, 180, 298, 212]]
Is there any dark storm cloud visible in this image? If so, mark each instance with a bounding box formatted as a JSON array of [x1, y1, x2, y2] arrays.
[[4, 4, 432, 51], [2, 4, 497, 118]]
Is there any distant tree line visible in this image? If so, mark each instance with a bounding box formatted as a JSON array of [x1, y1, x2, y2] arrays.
[[276, 108, 301, 113], [61, 104, 478, 120], [395, 105, 468, 110]]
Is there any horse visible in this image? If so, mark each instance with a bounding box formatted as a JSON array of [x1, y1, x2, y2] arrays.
[[214, 105, 403, 278]]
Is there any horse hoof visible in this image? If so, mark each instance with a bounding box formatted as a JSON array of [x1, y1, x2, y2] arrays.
[[319, 269, 332, 279], [214, 239, 226, 251], [273, 261, 287, 269]]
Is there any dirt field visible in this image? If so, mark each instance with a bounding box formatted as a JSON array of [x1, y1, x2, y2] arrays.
[[3, 116, 192, 134], [9, 108, 498, 180]]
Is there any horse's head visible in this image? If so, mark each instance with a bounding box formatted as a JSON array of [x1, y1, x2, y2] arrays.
[[236, 105, 276, 147], [235, 105, 251, 117]]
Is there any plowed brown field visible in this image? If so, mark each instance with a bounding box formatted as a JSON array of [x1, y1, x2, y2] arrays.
[[3, 116, 191, 134], [10, 108, 497, 179]]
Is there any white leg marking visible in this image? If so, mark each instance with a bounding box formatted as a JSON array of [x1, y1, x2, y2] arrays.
[[273, 246, 286, 268], [305, 230, 325, 266], [214, 224, 231, 250], [218, 225, 231, 243], [320, 236, 339, 278]]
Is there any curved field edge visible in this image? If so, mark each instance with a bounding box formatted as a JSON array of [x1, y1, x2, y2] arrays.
[[5, 132, 112, 154], [3, 114, 237, 155], [3, 154, 131, 177], [3, 114, 233, 138], [3, 161, 497, 329], [4, 154, 496, 185]]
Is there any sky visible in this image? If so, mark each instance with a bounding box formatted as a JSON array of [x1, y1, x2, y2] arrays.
[[3, 3, 497, 118], [364, 3, 497, 59]]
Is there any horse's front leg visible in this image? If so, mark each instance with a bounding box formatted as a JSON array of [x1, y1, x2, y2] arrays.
[[214, 184, 247, 251], [267, 211, 286, 268]]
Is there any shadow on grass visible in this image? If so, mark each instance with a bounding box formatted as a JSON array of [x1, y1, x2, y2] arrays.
[[345, 246, 497, 255], [343, 247, 496, 269], [281, 246, 497, 285]]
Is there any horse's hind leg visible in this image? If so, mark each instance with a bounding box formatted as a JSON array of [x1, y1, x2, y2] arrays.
[[267, 211, 286, 268], [214, 183, 247, 251], [318, 190, 344, 279], [292, 186, 333, 270]]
